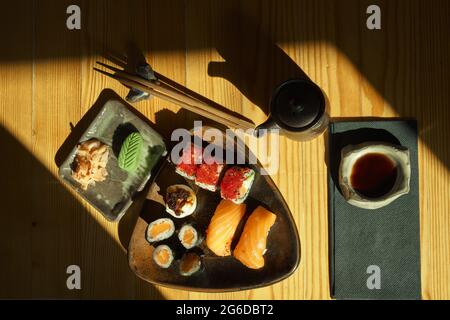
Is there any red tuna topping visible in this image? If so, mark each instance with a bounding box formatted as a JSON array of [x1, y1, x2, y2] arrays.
[[220, 167, 251, 200]]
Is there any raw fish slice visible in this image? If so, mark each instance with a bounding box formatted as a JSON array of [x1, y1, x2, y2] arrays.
[[233, 206, 277, 269], [206, 200, 246, 257]]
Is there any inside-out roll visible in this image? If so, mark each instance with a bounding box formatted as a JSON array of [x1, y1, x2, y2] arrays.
[[220, 167, 255, 204]]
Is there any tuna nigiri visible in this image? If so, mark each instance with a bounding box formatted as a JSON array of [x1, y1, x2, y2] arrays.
[[206, 200, 246, 257], [233, 206, 277, 269]]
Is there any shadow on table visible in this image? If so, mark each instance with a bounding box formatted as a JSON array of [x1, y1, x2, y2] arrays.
[[1, 0, 448, 170], [206, 1, 310, 115], [98, 41, 255, 126], [0, 124, 165, 299]]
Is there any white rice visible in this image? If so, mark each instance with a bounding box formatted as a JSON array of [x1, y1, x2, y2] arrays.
[[175, 167, 195, 180], [195, 180, 217, 192]]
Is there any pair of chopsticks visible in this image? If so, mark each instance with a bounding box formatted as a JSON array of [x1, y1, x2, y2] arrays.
[[94, 62, 255, 131]]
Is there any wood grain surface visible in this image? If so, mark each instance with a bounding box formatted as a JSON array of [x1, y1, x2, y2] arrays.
[[0, 0, 449, 299]]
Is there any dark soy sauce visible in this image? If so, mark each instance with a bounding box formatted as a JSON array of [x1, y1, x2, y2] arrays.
[[350, 153, 398, 199]]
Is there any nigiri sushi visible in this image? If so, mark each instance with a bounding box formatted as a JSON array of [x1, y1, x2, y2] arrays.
[[206, 199, 246, 257], [220, 166, 255, 204], [233, 206, 277, 269], [174, 143, 203, 180]]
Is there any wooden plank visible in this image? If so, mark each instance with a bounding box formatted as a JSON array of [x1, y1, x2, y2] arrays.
[[0, 2, 33, 298], [31, 0, 83, 298]]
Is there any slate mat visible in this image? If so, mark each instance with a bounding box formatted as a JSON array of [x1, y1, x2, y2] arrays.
[[328, 120, 421, 300]]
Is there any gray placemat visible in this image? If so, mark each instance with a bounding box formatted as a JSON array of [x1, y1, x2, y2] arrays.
[[328, 120, 421, 300]]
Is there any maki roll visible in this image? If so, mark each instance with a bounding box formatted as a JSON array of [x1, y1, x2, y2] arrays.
[[165, 184, 197, 218], [175, 143, 203, 180], [153, 245, 174, 269], [195, 156, 224, 192], [178, 224, 202, 249], [220, 167, 255, 204], [145, 218, 175, 243], [179, 252, 202, 276]]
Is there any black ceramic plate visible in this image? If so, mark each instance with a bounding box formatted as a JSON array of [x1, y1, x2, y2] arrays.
[[128, 132, 300, 292]]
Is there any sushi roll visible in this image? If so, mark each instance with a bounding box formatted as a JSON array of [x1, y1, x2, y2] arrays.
[[179, 252, 202, 276], [175, 143, 203, 180], [153, 245, 174, 269], [233, 206, 277, 269], [145, 218, 175, 243], [220, 167, 255, 204], [195, 156, 224, 192], [178, 224, 202, 249], [165, 184, 197, 218], [206, 199, 246, 257]]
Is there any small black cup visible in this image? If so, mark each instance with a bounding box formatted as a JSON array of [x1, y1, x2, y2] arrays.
[[255, 79, 329, 141]]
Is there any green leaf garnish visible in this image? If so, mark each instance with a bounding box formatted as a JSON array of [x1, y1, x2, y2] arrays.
[[118, 132, 143, 172]]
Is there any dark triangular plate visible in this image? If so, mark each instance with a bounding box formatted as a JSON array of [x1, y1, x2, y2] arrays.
[[127, 136, 300, 292]]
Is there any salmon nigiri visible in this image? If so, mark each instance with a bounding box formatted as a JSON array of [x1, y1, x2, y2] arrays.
[[206, 200, 246, 256], [233, 206, 277, 269]]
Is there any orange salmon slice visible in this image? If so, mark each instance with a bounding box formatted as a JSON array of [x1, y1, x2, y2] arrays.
[[233, 206, 277, 269], [206, 200, 246, 257]]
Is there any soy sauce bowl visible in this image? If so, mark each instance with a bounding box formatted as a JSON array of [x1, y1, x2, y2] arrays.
[[338, 142, 411, 210]]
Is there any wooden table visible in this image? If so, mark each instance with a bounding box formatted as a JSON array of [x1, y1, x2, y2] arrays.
[[1, 0, 449, 299]]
